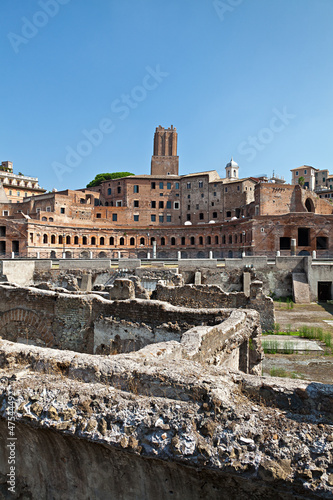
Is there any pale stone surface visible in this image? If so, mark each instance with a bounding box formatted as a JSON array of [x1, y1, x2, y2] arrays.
[[0, 339, 332, 499], [263, 335, 323, 352]]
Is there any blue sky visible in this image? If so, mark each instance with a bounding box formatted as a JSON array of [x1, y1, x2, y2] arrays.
[[1, 0, 333, 191]]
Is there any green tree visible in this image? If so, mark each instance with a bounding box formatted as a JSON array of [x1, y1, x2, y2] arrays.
[[86, 172, 134, 187], [298, 176, 305, 187]]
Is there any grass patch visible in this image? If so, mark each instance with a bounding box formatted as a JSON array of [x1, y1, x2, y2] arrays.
[[263, 330, 299, 336], [324, 332, 332, 348], [262, 340, 278, 354], [269, 367, 300, 378], [283, 340, 295, 354], [297, 325, 332, 350], [274, 297, 294, 309]]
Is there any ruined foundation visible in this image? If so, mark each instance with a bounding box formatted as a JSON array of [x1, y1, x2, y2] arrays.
[[0, 339, 332, 499], [0, 282, 332, 499]]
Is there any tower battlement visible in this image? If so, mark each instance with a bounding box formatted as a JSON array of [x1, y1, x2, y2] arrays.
[[151, 125, 179, 176]]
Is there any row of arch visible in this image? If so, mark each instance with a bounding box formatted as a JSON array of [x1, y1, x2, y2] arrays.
[[41, 232, 250, 247]]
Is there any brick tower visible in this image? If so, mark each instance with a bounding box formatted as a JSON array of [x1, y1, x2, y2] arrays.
[[151, 125, 179, 176]]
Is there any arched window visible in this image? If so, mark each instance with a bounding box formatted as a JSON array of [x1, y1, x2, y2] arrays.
[[229, 235, 232, 244], [171, 237, 176, 246], [215, 235, 219, 244], [58, 235, 63, 244], [51, 235, 56, 244], [91, 236, 96, 245], [74, 236, 79, 245], [119, 237, 124, 245], [130, 237, 135, 246], [151, 237, 155, 244], [161, 237, 165, 246], [100, 237, 105, 245], [42, 217, 47, 221], [235, 235, 238, 244], [82, 236, 87, 245], [181, 237, 185, 245], [190, 237, 195, 245], [109, 236, 114, 245], [43, 234, 48, 244], [199, 236, 203, 245], [140, 237, 145, 245], [66, 235, 71, 245], [207, 236, 211, 245], [222, 235, 226, 244]]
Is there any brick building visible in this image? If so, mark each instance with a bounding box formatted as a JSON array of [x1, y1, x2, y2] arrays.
[[0, 126, 333, 259]]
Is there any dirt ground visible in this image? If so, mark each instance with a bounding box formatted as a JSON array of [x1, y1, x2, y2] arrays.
[[262, 301, 333, 384], [274, 301, 333, 333]]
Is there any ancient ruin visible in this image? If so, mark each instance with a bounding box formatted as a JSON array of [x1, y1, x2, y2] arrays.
[[0, 257, 332, 499]]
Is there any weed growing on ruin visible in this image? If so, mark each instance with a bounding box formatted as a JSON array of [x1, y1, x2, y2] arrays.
[[298, 326, 332, 351], [286, 297, 294, 309], [262, 340, 278, 354], [274, 323, 280, 334], [269, 367, 300, 378], [282, 341, 295, 354], [262, 339, 296, 354], [324, 332, 332, 348]]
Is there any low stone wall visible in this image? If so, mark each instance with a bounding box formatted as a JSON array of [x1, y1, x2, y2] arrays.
[[0, 284, 263, 374], [0, 339, 332, 499], [152, 282, 275, 332], [0, 260, 35, 286]]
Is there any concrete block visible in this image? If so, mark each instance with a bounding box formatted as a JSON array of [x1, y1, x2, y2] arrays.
[[118, 259, 141, 270]]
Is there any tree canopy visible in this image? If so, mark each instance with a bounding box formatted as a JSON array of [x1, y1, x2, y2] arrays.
[[86, 172, 134, 187]]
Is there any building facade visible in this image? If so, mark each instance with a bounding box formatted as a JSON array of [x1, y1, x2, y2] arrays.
[[0, 161, 46, 204], [0, 126, 333, 259]]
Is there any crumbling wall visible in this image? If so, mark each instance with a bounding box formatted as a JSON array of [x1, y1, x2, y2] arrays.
[[0, 339, 332, 499], [152, 282, 275, 332], [0, 285, 263, 374]]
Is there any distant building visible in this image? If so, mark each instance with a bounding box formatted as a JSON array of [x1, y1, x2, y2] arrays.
[[291, 165, 317, 190], [0, 161, 46, 203], [0, 126, 332, 259]]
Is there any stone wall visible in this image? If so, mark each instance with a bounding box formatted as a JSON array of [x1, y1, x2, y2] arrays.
[[152, 282, 275, 332], [0, 339, 332, 499], [0, 284, 263, 374], [0, 260, 35, 286]]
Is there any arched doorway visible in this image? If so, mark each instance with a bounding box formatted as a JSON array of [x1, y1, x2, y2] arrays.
[[305, 198, 315, 213]]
